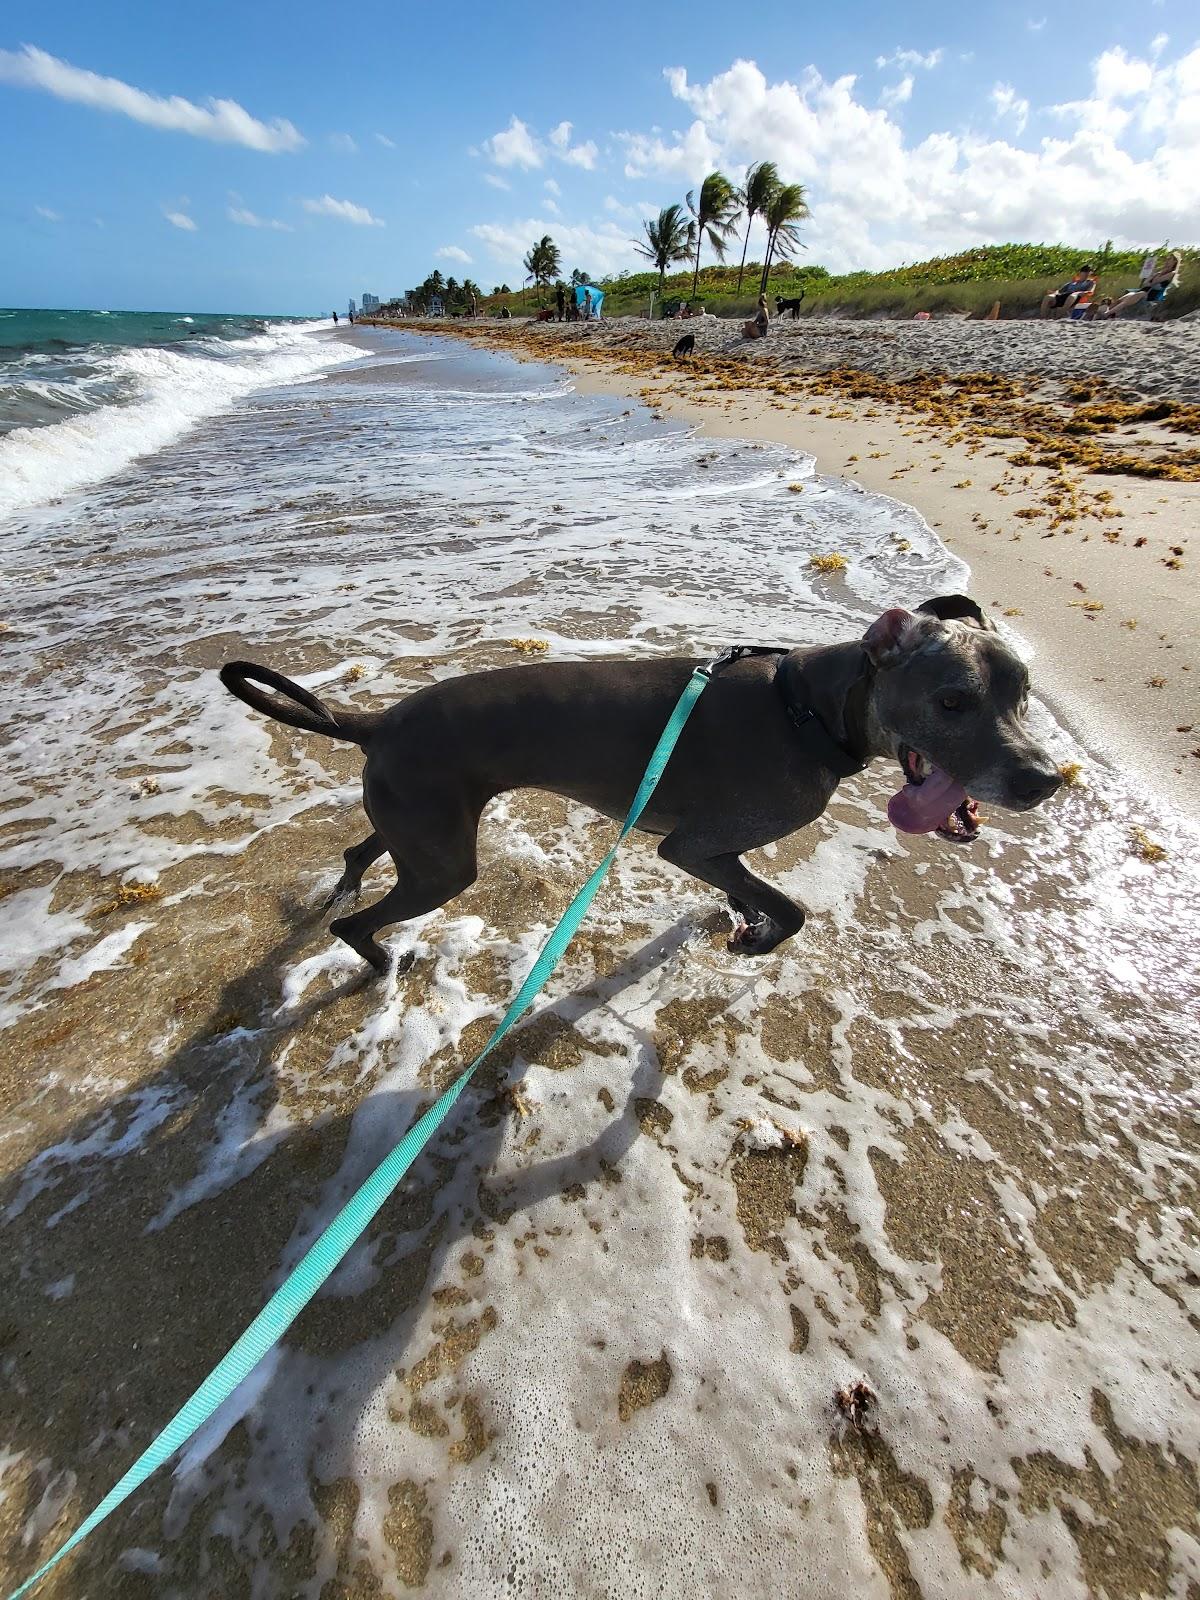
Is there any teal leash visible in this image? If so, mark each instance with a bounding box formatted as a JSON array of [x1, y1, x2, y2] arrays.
[[7, 664, 713, 1600]]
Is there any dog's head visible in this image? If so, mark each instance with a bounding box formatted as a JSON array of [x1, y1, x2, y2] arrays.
[[861, 594, 1061, 840]]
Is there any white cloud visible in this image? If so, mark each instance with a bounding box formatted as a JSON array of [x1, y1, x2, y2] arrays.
[[875, 47, 944, 70], [34, 204, 61, 221], [302, 193, 384, 226], [484, 115, 543, 168], [602, 194, 653, 221], [436, 244, 473, 263], [484, 172, 511, 190], [1050, 45, 1157, 132], [227, 204, 293, 231], [990, 82, 1030, 134], [616, 51, 1200, 272], [548, 119, 598, 167], [544, 177, 561, 195], [165, 210, 197, 231], [619, 114, 718, 180], [545, 198, 560, 214], [471, 214, 642, 280], [880, 76, 914, 108], [375, 131, 396, 148], [1150, 33, 1168, 57], [560, 137, 598, 169], [0, 44, 303, 151], [330, 132, 358, 152], [1027, 17, 1047, 30], [484, 114, 599, 172]]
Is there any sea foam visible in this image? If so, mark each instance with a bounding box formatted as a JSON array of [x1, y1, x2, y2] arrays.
[[0, 320, 355, 517]]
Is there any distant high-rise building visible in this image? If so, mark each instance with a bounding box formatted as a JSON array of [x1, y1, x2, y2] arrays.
[[361, 292, 380, 314], [348, 298, 356, 317]]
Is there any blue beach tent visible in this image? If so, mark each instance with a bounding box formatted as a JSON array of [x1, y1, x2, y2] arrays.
[[574, 284, 605, 316]]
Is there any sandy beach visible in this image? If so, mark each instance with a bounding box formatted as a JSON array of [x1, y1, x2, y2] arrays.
[[410, 313, 1200, 821], [1, 324, 1198, 1600]]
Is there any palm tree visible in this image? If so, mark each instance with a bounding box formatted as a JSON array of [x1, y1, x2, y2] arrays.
[[686, 171, 739, 299], [522, 245, 539, 304], [759, 184, 811, 296], [633, 203, 697, 308], [735, 161, 780, 292], [523, 235, 561, 304]]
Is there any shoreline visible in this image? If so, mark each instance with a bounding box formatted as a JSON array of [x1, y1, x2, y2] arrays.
[[361, 317, 1199, 820], [3, 323, 1198, 1600]]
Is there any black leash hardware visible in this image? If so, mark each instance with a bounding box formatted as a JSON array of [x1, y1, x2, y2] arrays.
[[698, 643, 785, 679]]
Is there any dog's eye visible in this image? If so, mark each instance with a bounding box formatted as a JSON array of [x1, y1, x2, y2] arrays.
[[940, 694, 964, 712]]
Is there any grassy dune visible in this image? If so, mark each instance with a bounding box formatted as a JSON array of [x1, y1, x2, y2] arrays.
[[480, 244, 1199, 322]]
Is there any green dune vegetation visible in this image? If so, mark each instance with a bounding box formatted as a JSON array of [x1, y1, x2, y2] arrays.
[[374, 161, 1197, 323]]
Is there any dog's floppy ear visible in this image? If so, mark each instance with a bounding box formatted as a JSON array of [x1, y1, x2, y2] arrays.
[[862, 607, 916, 667], [916, 594, 994, 631]]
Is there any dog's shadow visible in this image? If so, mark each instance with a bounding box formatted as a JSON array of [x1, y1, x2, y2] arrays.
[[0, 900, 699, 1592]]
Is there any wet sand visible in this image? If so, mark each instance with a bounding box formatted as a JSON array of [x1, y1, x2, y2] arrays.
[[1, 328, 1198, 1600], [401, 314, 1200, 819]]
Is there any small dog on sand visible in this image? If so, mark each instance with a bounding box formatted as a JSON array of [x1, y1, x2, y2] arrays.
[[672, 333, 696, 358], [775, 293, 806, 319]]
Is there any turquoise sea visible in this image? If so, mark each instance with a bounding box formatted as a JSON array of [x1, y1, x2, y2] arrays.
[[0, 306, 338, 515]]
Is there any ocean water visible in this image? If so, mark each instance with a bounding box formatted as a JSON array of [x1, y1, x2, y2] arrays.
[[1, 325, 1197, 1597], [0, 306, 339, 515]]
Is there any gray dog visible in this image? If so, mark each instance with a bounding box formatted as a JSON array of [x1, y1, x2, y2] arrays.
[[221, 595, 1061, 974]]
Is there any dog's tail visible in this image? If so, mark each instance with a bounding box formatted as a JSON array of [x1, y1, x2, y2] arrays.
[[219, 661, 379, 746]]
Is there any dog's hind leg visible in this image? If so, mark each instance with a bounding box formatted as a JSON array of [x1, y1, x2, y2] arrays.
[[325, 830, 386, 906], [329, 802, 481, 975], [658, 836, 804, 956]]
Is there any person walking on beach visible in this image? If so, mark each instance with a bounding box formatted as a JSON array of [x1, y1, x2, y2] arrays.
[[332, 310, 339, 324], [555, 283, 566, 322]]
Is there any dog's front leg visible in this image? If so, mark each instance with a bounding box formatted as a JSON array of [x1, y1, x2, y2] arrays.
[[657, 836, 804, 955]]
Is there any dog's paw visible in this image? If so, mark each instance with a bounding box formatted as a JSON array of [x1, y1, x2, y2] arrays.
[[727, 917, 781, 955]]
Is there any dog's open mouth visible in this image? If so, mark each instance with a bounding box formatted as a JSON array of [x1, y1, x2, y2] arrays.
[[889, 746, 980, 842]]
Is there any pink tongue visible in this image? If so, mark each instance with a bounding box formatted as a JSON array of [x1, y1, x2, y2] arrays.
[[888, 766, 968, 834]]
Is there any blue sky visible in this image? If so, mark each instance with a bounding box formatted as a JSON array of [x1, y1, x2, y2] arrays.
[[2, 0, 1196, 313]]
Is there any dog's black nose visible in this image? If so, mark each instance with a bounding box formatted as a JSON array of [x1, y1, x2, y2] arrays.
[[1010, 765, 1062, 808]]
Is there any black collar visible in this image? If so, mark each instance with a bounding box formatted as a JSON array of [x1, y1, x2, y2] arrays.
[[776, 654, 869, 778], [705, 643, 870, 780]]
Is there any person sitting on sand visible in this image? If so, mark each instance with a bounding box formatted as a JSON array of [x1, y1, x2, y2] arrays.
[[1040, 266, 1096, 319], [1105, 252, 1181, 318], [742, 294, 770, 340]]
